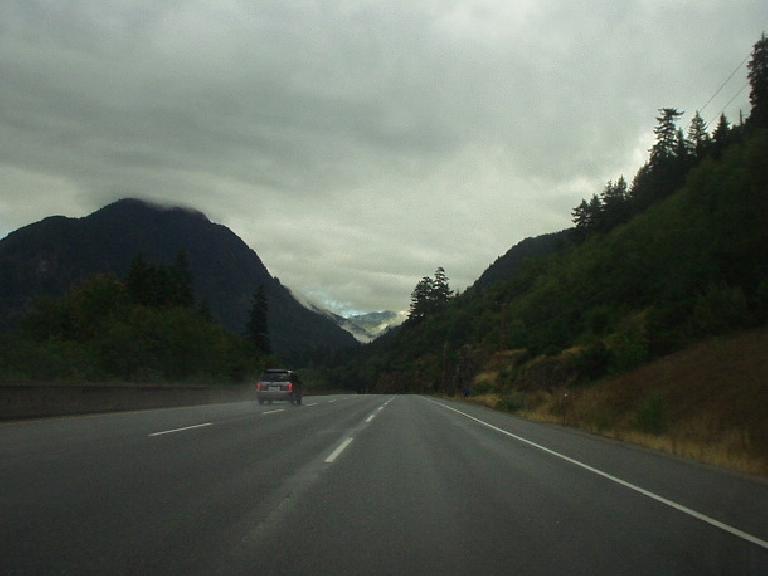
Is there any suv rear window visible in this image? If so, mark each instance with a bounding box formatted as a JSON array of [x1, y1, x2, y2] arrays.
[[260, 371, 291, 382]]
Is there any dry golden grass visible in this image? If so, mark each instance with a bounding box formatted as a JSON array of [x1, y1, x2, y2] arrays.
[[472, 371, 499, 387], [463, 393, 502, 410], [486, 328, 768, 477]]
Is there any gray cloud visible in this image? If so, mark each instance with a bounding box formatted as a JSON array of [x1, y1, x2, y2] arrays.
[[1, 0, 765, 314]]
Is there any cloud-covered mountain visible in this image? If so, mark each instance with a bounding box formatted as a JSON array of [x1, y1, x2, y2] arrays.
[[0, 198, 357, 364], [307, 306, 406, 343]]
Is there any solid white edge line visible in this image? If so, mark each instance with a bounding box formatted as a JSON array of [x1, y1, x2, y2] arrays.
[[365, 414, 375, 423], [149, 422, 212, 437], [325, 437, 354, 463], [262, 409, 285, 415], [428, 398, 768, 551]]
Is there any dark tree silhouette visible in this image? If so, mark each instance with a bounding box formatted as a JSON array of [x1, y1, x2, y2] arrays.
[[587, 193, 603, 231], [601, 175, 629, 230], [747, 32, 768, 128], [688, 111, 709, 157], [712, 113, 730, 157], [650, 108, 684, 165], [571, 198, 590, 239], [432, 267, 454, 306], [247, 285, 271, 354], [126, 252, 195, 308], [409, 276, 434, 321]]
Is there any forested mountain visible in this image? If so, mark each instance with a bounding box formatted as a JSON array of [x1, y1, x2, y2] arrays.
[[472, 230, 571, 291], [321, 34, 768, 395], [0, 199, 357, 364]]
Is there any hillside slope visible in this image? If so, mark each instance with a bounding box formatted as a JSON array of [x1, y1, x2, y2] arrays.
[[513, 327, 768, 476], [326, 128, 768, 395], [472, 229, 571, 291], [0, 198, 357, 363]]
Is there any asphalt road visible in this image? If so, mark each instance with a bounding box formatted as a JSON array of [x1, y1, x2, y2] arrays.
[[2, 394, 767, 575]]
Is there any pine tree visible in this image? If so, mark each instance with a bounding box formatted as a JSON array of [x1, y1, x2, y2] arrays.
[[747, 32, 768, 129], [432, 267, 454, 306], [650, 108, 684, 165], [247, 285, 271, 354], [675, 128, 689, 159], [571, 198, 590, 239], [615, 174, 628, 199], [687, 111, 709, 158], [409, 276, 434, 321], [712, 113, 730, 156], [587, 193, 603, 231], [601, 175, 629, 229]]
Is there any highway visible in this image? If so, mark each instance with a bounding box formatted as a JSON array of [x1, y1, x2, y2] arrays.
[[2, 394, 767, 575]]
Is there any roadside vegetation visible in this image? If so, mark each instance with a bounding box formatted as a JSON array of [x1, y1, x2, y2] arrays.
[[0, 255, 269, 384], [463, 327, 768, 476]]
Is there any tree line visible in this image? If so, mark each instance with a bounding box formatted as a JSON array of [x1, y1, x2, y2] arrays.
[[0, 253, 273, 383], [572, 33, 768, 239]]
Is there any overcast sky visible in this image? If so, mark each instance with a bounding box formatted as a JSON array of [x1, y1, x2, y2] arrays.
[[1, 1, 765, 315]]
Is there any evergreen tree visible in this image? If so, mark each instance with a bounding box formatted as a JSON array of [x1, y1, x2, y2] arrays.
[[409, 276, 434, 321], [247, 285, 271, 354], [629, 163, 651, 209], [571, 199, 590, 239], [712, 113, 730, 156], [601, 176, 629, 229], [432, 267, 454, 306], [650, 108, 684, 165], [675, 128, 690, 159], [687, 111, 709, 158], [747, 32, 768, 129], [587, 193, 603, 231]]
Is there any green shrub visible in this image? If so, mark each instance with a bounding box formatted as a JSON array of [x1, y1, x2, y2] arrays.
[[608, 321, 649, 373], [501, 390, 527, 413]]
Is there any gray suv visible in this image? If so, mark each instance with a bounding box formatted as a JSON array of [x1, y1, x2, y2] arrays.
[[256, 369, 303, 405]]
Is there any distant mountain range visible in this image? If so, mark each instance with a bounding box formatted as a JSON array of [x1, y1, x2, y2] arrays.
[[0, 198, 358, 363], [308, 307, 406, 343]]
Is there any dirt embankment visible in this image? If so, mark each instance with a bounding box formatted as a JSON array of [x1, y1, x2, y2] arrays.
[[463, 327, 768, 477]]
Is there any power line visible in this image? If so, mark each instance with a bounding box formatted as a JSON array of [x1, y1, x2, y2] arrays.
[[708, 81, 749, 126], [699, 53, 749, 114]]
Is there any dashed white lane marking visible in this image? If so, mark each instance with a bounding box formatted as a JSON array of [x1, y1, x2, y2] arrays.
[[263, 409, 285, 415], [364, 396, 396, 423], [327, 399, 337, 404], [148, 422, 212, 437], [328, 396, 395, 461], [325, 437, 354, 463], [305, 403, 317, 407], [429, 399, 768, 551]]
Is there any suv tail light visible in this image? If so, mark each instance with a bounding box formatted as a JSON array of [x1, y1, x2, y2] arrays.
[[257, 382, 266, 391], [286, 383, 293, 392]]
